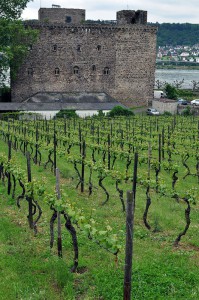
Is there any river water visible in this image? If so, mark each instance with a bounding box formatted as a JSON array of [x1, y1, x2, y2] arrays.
[[155, 69, 199, 89]]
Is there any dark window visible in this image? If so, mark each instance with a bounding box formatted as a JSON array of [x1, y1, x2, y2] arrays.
[[77, 45, 81, 52], [92, 65, 96, 71], [27, 68, 33, 76], [66, 16, 72, 23], [97, 45, 101, 51], [103, 67, 109, 75], [55, 68, 60, 75], [53, 44, 57, 51], [73, 66, 79, 74]]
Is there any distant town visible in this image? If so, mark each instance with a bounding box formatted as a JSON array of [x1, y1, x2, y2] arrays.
[[156, 44, 199, 67]]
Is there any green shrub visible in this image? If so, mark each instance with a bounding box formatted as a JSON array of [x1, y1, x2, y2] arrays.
[[177, 89, 194, 97], [54, 109, 79, 119], [97, 110, 105, 117], [181, 106, 193, 116], [162, 111, 172, 116], [107, 106, 134, 117], [177, 89, 196, 101]]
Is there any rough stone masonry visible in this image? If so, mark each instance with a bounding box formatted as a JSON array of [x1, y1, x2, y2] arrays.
[[11, 7, 157, 107]]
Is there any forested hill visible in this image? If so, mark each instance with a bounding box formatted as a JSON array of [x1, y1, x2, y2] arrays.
[[151, 23, 199, 46]]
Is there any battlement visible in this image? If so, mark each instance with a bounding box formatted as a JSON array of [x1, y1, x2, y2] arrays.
[[24, 21, 157, 34], [38, 7, 147, 26]]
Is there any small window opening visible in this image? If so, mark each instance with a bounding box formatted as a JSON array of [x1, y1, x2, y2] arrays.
[[92, 65, 96, 71], [103, 67, 109, 75], [28, 68, 33, 76], [53, 44, 57, 51], [73, 66, 79, 75], [77, 45, 81, 52], [97, 45, 101, 51], [55, 68, 60, 76], [66, 16, 72, 23]]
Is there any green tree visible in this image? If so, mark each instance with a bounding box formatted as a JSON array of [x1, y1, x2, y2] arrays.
[[0, 0, 38, 88], [156, 23, 199, 47], [0, 0, 30, 19], [164, 84, 178, 100]]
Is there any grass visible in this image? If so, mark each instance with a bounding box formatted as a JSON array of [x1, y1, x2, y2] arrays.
[[0, 188, 75, 300], [0, 116, 199, 299]]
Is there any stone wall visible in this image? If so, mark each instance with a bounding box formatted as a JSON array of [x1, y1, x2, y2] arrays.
[[117, 10, 147, 25], [11, 9, 157, 107], [38, 8, 85, 24], [114, 26, 157, 106]]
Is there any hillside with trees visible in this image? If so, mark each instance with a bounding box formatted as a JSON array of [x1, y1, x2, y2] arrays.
[[154, 23, 199, 46]]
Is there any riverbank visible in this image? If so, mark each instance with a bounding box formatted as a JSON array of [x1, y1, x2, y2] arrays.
[[156, 65, 199, 70]]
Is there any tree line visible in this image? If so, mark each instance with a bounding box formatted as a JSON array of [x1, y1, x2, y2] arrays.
[[151, 23, 199, 47]]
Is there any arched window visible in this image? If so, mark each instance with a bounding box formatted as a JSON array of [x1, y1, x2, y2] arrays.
[[55, 68, 60, 76], [103, 67, 109, 75], [97, 45, 101, 51], [92, 65, 96, 71], [73, 66, 79, 74], [27, 68, 33, 76], [77, 45, 81, 52]]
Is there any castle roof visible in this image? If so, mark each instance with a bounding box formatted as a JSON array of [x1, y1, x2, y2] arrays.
[[0, 92, 126, 111]]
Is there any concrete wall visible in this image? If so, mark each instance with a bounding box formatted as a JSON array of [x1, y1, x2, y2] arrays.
[[153, 99, 178, 114], [11, 8, 157, 107]]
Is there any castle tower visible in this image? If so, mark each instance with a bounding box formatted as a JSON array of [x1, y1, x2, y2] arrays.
[[11, 7, 157, 107], [117, 10, 147, 25], [38, 6, 85, 24]]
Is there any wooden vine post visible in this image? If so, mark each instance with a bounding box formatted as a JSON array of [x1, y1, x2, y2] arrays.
[[162, 127, 165, 160], [34, 123, 39, 164], [81, 140, 86, 193], [26, 152, 33, 229], [123, 191, 135, 300], [53, 121, 57, 176], [123, 152, 138, 300], [108, 133, 111, 170], [158, 133, 162, 168], [79, 122, 82, 154], [143, 143, 152, 230], [198, 120, 199, 140], [132, 152, 138, 200], [7, 140, 12, 195], [56, 168, 62, 257]]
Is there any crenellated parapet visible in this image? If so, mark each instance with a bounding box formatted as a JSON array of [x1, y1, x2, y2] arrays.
[[24, 21, 157, 34]]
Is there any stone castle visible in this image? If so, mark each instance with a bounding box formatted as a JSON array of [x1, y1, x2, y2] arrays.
[[11, 6, 157, 107]]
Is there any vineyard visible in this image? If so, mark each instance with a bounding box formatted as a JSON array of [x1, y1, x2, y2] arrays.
[[0, 114, 199, 299]]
